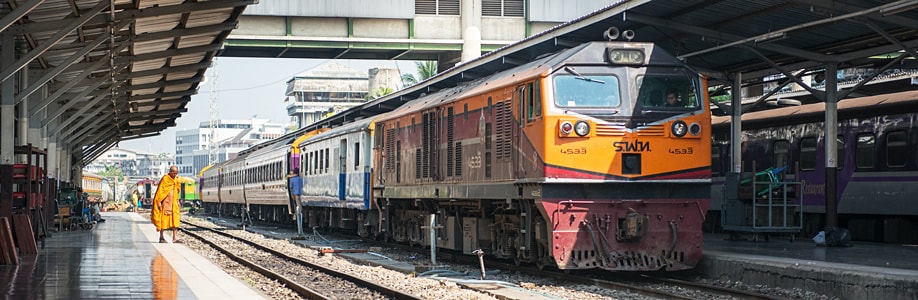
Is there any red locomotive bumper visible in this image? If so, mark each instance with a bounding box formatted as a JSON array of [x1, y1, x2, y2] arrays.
[[540, 198, 710, 271]]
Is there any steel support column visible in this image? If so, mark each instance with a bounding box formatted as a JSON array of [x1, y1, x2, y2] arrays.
[[824, 63, 838, 228], [731, 73, 743, 174]]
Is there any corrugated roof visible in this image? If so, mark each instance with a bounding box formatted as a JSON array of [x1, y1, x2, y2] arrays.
[[299, 0, 918, 132], [0, 0, 254, 165]]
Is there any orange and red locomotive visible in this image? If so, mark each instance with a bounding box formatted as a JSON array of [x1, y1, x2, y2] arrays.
[[371, 41, 711, 271]]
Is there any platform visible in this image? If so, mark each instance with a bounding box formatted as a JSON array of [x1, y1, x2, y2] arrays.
[[699, 233, 918, 300], [0, 212, 266, 299]]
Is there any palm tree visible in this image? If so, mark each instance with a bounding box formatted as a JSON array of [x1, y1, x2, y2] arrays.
[[400, 61, 438, 87], [365, 86, 395, 100]]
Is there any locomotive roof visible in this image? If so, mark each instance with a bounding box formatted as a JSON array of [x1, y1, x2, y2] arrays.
[[713, 90, 918, 128], [372, 41, 684, 124]]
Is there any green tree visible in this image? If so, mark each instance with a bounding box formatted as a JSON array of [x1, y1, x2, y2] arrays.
[[98, 165, 125, 202], [365, 86, 395, 100], [400, 61, 438, 87]]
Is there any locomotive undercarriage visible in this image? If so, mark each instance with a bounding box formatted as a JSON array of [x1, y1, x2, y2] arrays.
[[375, 198, 555, 268]]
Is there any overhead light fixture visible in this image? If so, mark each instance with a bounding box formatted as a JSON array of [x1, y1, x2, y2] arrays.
[[880, 1, 918, 16], [754, 32, 787, 44]]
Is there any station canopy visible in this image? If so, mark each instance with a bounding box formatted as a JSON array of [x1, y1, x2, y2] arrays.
[[7, 0, 917, 156], [303, 0, 918, 133], [1, 0, 252, 162]]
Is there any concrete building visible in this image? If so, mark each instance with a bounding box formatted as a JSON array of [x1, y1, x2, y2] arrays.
[[84, 147, 174, 183], [285, 62, 382, 128], [227, 0, 624, 69], [175, 118, 285, 177]]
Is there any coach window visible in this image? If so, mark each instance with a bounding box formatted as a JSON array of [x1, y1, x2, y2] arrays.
[[886, 131, 907, 167], [773, 140, 790, 171], [836, 135, 845, 170], [799, 137, 817, 171], [856, 133, 876, 169], [354, 142, 360, 170]]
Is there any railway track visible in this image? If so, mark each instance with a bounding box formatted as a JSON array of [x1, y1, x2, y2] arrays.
[[190, 215, 791, 300], [180, 222, 422, 300], [413, 244, 787, 300]]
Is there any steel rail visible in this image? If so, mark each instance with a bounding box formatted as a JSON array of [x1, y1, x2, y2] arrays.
[[181, 223, 422, 300]]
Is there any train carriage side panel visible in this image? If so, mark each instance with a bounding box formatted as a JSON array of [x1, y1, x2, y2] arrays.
[[710, 90, 918, 243], [242, 141, 290, 207], [300, 118, 375, 210], [219, 156, 246, 205]]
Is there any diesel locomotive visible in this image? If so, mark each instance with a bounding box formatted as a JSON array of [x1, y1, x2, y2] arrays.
[[202, 40, 712, 271]]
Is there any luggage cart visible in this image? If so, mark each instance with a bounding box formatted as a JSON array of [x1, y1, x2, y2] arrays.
[[721, 163, 804, 242]]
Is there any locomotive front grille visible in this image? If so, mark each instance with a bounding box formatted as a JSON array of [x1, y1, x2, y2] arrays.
[[595, 123, 627, 136], [594, 124, 666, 136], [635, 125, 665, 136]]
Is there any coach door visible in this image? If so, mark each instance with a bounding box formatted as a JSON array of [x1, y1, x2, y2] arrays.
[[339, 139, 347, 201]]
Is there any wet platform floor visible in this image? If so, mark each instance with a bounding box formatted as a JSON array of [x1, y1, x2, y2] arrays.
[[0, 212, 265, 299]]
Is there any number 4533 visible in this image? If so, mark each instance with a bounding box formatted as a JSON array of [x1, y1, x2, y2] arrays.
[[669, 147, 693, 155]]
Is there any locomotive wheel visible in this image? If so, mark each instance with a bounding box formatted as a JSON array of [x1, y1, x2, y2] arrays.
[[536, 259, 550, 270], [513, 255, 523, 266]]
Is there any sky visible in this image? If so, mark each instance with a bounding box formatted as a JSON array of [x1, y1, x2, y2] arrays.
[[119, 57, 419, 154]]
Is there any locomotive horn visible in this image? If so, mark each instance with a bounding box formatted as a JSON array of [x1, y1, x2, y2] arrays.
[[603, 27, 620, 41], [623, 29, 635, 41]]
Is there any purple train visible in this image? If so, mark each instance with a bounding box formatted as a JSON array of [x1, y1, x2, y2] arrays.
[[709, 90, 918, 243]]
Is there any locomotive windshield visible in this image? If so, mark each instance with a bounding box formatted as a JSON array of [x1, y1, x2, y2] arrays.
[[553, 72, 621, 108], [635, 67, 700, 111]]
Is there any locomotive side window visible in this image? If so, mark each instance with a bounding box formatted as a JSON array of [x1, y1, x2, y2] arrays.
[[799, 137, 817, 171], [525, 80, 541, 123], [886, 130, 907, 168], [856, 133, 876, 169], [773, 140, 790, 172]]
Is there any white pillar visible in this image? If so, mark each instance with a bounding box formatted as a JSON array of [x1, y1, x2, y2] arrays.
[[460, 0, 482, 63]]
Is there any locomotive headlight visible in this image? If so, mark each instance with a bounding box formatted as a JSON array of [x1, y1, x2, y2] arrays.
[[606, 48, 645, 65], [560, 121, 573, 135], [671, 120, 687, 137], [574, 121, 591, 137], [689, 123, 702, 136]]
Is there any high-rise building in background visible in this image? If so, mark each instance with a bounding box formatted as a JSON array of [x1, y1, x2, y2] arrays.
[[285, 62, 401, 128], [175, 118, 285, 176]]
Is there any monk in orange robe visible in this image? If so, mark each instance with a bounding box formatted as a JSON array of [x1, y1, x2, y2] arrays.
[[151, 166, 181, 243]]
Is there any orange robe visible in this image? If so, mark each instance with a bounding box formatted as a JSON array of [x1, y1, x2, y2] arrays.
[[151, 174, 181, 231]]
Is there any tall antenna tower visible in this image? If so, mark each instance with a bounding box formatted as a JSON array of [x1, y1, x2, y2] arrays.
[[208, 59, 219, 165]]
